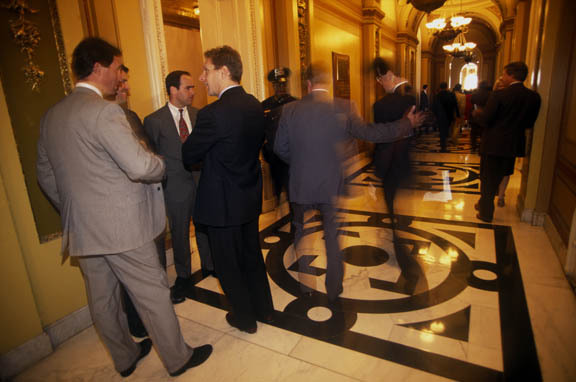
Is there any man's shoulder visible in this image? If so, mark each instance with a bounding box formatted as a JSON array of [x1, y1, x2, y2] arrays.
[[144, 104, 170, 122]]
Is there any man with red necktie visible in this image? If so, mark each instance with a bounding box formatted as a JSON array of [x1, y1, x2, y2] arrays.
[[144, 70, 214, 304]]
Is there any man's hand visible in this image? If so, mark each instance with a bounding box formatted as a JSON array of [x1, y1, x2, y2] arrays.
[[405, 105, 425, 128]]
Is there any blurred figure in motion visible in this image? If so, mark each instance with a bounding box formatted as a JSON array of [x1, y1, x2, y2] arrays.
[[470, 80, 492, 153], [372, 58, 416, 232], [274, 62, 423, 301]]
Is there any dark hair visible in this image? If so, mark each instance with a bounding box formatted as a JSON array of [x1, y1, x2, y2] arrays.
[[120, 65, 129, 73], [204, 45, 243, 83], [304, 62, 330, 85], [453, 83, 462, 92], [373, 57, 392, 78], [72, 37, 121, 80], [478, 80, 492, 90], [423, 84, 428, 89], [504, 61, 528, 81], [439, 82, 448, 90], [165, 70, 190, 96]]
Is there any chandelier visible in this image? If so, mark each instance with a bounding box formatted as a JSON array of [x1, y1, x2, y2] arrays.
[[425, 0, 472, 42], [443, 32, 476, 59], [426, 15, 471, 41]]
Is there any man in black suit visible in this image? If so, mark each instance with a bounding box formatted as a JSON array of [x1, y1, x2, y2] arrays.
[[433, 82, 459, 152], [144, 71, 213, 304], [372, 58, 416, 229], [476, 61, 541, 222], [182, 46, 274, 334], [274, 62, 422, 301], [419, 84, 429, 111]]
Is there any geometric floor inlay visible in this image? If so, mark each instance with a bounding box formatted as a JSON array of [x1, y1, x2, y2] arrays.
[[346, 161, 481, 195], [187, 209, 541, 381]]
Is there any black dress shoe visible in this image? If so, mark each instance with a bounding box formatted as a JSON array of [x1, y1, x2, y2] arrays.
[[119, 338, 152, 377], [257, 312, 275, 324], [169, 344, 213, 377], [170, 277, 192, 304], [476, 213, 493, 223], [225, 312, 257, 334]]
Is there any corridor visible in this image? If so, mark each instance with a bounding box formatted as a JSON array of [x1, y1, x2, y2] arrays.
[[15, 132, 576, 381]]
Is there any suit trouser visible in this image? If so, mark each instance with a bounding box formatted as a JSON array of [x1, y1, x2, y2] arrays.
[[77, 240, 194, 373], [206, 218, 274, 329], [166, 195, 213, 279], [478, 154, 516, 220], [122, 234, 165, 334], [292, 203, 343, 300]]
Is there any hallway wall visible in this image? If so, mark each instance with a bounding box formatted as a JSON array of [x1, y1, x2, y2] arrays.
[[312, 2, 363, 108]]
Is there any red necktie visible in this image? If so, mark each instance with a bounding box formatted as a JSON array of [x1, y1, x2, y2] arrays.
[[178, 108, 189, 142]]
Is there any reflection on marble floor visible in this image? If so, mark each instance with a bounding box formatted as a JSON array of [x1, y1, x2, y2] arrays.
[[346, 161, 480, 195], [411, 131, 474, 153], [16, 150, 576, 381]]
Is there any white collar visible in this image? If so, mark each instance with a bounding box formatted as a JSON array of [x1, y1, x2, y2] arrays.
[[392, 80, 408, 93], [311, 88, 329, 93], [168, 101, 186, 113], [219, 84, 241, 99], [76, 82, 103, 98]]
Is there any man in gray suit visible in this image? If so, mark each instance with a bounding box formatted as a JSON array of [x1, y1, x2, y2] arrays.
[[144, 71, 214, 304], [274, 62, 422, 301], [36, 37, 211, 377]]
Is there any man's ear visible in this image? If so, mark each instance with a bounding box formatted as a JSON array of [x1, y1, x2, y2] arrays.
[[92, 62, 103, 76], [221, 65, 231, 79]]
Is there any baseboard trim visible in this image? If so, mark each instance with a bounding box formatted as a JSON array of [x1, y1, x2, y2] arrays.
[[519, 207, 546, 226], [45, 305, 93, 348], [0, 332, 52, 380], [0, 306, 93, 380]]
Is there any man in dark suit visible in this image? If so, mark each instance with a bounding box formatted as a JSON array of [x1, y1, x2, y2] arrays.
[[469, 80, 492, 152], [419, 84, 429, 111], [433, 82, 459, 152], [37, 37, 211, 378], [372, 58, 416, 229], [274, 62, 422, 301], [182, 46, 274, 334], [144, 71, 214, 304], [476, 61, 541, 222]]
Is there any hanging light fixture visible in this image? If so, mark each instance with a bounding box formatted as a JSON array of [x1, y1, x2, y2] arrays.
[[425, 0, 472, 42], [443, 32, 476, 59]]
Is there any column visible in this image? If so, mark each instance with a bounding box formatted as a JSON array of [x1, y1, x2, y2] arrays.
[[361, 0, 385, 119]]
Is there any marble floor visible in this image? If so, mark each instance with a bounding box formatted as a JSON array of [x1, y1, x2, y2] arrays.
[[16, 132, 576, 381]]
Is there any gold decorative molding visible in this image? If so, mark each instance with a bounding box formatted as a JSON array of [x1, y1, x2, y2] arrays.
[[297, 0, 310, 95], [1, 0, 44, 91], [48, 0, 72, 94]]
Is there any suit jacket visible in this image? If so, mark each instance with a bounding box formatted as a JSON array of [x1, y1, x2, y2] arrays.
[[143, 104, 198, 202], [419, 90, 429, 111], [434, 89, 459, 128], [373, 84, 416, 179], [274, 90, 414, 204], [181, 86, 264, 227], [479, 83, 541, 157], [36, 87, 166, 256]]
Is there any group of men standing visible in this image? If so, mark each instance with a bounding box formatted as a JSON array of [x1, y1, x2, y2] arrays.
[[35, 33, 539, 378]]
